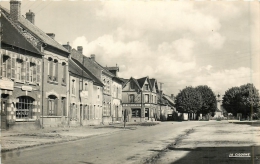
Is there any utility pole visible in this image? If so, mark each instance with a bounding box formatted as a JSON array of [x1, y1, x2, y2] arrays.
[[159, 82, 163, 120]]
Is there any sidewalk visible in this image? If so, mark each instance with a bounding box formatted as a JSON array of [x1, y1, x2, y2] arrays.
[[1, 122, 159, 152], [1, 124, 124, 152]]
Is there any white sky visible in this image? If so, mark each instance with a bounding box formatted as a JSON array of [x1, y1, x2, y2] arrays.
[[1, 0, 259, 96]]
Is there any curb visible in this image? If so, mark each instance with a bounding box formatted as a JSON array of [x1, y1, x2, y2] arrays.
[[1, 129, 125, 153]]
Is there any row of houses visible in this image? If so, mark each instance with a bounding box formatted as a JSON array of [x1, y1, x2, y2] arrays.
[[0, 1, 175, 129]]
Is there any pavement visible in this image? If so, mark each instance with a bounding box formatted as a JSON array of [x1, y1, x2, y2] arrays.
[[1, 122, 156, 153]]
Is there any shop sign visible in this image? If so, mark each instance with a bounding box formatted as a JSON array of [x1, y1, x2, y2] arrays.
[[22, 86, 33, 91], [123, 104, 141, 107], [0, 78, 14, 90]]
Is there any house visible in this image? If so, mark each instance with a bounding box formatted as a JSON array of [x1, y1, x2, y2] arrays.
[[0, 4, 42, 129], [71, 47, 123, 124], [160, 94, 176, 120], [1, 1, 70, 128], [68, 48, 104, 126], [107, 66, 124, 122], [122, 76, 158, 122]]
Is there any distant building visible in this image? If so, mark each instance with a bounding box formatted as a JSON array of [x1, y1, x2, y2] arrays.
[[122, 76, 159, 122]]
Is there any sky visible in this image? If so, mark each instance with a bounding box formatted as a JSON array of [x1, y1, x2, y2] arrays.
[[1, 0, 260, 96]]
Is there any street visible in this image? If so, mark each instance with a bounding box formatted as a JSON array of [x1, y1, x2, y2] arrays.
[[2, 121, 260, 164]]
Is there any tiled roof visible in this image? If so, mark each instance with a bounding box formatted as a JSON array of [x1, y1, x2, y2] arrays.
[[69, 59, 93, 81], [1, 10, 41, 55], [71, 58, 104, 87], [1, 7, 69, 53], [163, 94, 175, 106], [90, 59, 115, 77]]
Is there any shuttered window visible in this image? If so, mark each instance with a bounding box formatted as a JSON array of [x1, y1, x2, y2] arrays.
[[26, 62, 30, 82], [33, 64, 37, 83], [21, 61, 26, 82], [48, 95, 57, 116], [16, 60, 22, 80], [11, 57, 16, 79], [2, 56, 9, 77], [36, 63, 41, 83], [7, 57, 11, 78]]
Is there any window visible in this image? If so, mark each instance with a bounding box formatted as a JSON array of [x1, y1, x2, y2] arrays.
[[151, 95, 153, 103], [155, 96, 157, 103], [47, 57, 52, 80], [129, 94, 135, 103], [72, 80, 75, 95], [70, 103, 77, 120], [130, 81, 135, 89], [132, 109, 141, 117], [1, 56, 9, 77], [145, 94, 149, 103], [145, 84, 149, 90], [62, 62, 66, 84], [53, 59, 58, 81], [116, 87, 118, 98], [29, 65, 33, 82], [84, 83, 88, 91], [16, 96, 34, 119], [79, 80, 83, 91], [107, 81, 110, 93], [48, 95, 57, 116], [61, 97, 66, 116], [83, 105, 89, 120]]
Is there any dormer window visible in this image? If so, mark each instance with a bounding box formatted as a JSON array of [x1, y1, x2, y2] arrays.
[[145, 84, 149, 90], [130, 81, 135, 89]]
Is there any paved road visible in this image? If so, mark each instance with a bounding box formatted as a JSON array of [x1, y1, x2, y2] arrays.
[[2, 121, 207, 164]]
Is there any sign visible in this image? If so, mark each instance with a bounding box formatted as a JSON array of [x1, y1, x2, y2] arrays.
[[22, 86, 32, 91], [0, 78, 14, 90], [123, 104, 141, 107]]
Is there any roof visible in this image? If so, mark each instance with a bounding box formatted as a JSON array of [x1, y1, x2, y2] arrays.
[[1, 10, 41, 55], [90, 59, 115, 77], [137, 77, 147, 88], [122, 77, 141, 89], [71, 58, 104, 87], [69, 59, 93, 80], [1, 7, 69, 54], [163, 94, 175, 106]]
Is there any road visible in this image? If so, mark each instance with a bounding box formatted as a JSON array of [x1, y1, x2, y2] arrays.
[[1, 121, 206, 164]]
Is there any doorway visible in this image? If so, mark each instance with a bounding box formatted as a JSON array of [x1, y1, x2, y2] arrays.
[[145, 108, 149, 120], [1, 94, 8, 130]]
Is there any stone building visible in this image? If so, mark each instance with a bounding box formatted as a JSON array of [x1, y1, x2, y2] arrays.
[[1, 1, 70, 128]]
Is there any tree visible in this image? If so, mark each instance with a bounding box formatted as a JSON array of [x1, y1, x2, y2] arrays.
[[174, 86, 202, 114], [222, 83, 260, 118], [195, 85, 217, 116]]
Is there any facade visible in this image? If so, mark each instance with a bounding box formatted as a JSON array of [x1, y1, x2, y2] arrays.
[[107, 67, 124, 122], [122, 77, 158, 122], [1, 3, 43, 129], [71, 47, 123, 124], [1, 1, 70, 128], [68, 49, 104, 126]]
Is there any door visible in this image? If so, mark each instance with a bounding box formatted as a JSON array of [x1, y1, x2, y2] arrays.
[[1, 99, 7, 130], [145, 108, 149, 120]]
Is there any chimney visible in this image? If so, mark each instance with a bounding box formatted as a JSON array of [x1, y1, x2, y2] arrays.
[[77, 46, 83, 54], [46, 33, 55, 39], [171, 94, 174, 100], [90, 54, 95, 61], [26, 10, 35, 24], [63, 42, 71, 52], [10, 0, 21, 23]]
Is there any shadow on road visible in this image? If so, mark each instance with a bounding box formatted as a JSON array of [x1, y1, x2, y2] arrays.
[[169, 146, 260, 164]]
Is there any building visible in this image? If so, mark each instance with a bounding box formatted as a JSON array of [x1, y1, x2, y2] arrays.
[[1, 1, 70, 128], [1, 4, 42, 129], [107, 67, 124, 122], [122, 76, 158, 122], [68, 49, 104, 126], [71, 47, 123, 124]]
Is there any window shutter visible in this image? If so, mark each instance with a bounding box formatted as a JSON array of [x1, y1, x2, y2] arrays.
[[56, 62, 58, 81], [63, 65, 66, 84], [36, 64, 41, 83], [26, 62, 30, 82], [33, 65, 37, 83], [11, 57, 16, 79], [0, 54, 2, 77], [54, 98, 58, 116], [7, 58, 11, 78], [49, 60, 53, 77], [21, 61, 26, 82]]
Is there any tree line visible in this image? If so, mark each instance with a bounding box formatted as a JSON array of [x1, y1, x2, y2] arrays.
[[174, 83, 260, 119]]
